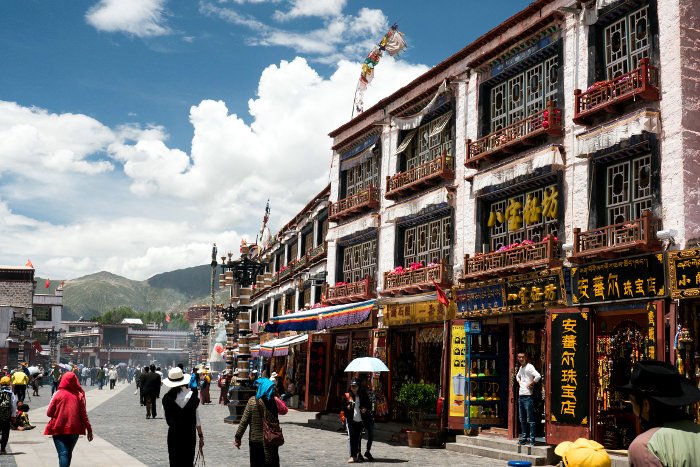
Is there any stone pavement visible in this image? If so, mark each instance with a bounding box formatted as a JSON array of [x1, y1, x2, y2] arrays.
[[4, 381, 507, 466]]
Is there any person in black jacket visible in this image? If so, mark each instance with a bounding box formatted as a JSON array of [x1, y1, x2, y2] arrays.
[[343, 380, 372, 463], [141, 364, 161, 419], [162, 367, 203, 466]]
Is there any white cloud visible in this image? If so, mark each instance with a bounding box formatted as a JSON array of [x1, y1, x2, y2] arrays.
[[86, 0, 170, 37], [273, 0, 347, 21], [0, 55, 427, 281]]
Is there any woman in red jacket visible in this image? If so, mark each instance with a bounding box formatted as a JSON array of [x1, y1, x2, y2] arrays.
[[45, 371, 93, 466]]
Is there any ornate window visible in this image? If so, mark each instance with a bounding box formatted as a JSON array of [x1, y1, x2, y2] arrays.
[[341, 238, 377, 283], [302, 229, 314, 254], [34, 305, 52, 321], [343, 155, 379, 197], [317, 216, 328, 246], [300, 287, 311, 309], [284, 293, 295, 312], [490, 56, 558, 133], [288, 241, 298, 263], [274, 298, 282, 315], [486, 183, 559, 251], [402, 216, 451, 267], [402, 111, 453, 170], [604, 7, 650, 79], [606, 154, 652, 225]]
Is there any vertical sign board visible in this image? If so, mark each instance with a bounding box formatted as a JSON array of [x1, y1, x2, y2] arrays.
[[547, 309, 590, 444], [448, 320, 467, 429]]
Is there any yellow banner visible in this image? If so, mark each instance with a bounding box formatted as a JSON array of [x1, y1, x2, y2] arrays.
[[384, 300, 454, 326], [449, 324, 467, 417]]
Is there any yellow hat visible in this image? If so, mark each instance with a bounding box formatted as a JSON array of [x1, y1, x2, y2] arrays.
[[0, 376, 10, 386], [555, 438, 610, 467]]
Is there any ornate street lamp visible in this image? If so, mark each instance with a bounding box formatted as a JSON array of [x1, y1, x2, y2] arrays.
[[197, 322, 213, 364], [218, 244, 265, 424], [47, 327, 63, 364]]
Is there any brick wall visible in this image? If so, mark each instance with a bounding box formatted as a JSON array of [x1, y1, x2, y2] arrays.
[[0, 281, 33, 308]]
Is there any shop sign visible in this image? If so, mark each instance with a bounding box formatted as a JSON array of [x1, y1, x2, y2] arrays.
[[455, 282, 504, 318], [668, 248, 700, 299], [384, 300, 447, 326], [550, 312, 589, 425], [449, 323, 467, 418], [308, 341, 327, 396], [464, 321, 482, 334], [504, 269, 567, 312], [571, 254, 666, 305]]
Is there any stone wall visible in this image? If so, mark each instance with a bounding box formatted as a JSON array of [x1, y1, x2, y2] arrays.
[[0, 281, 33, 308]]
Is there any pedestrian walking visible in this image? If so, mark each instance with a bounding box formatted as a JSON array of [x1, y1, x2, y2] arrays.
[[162, 367, 204, 466], [50, 364, 62, 394], [108, 366, 118, 390], [234, 377, 284, 467], [515, 352, 541, 446], [139, 366, 149, 404], [218, 369, 232, 405], [142, 364, 161, 419], [11, 365, 29, 403], [0, 376, 18, 456], [342, 380, 372, 463], [617, 360, 700, 466], [199, 367, 211, 404], [81, 367, 90, 387], [96, 367, 105, 390], [134, 366, 142, 395], [44, 372, 93, 467]]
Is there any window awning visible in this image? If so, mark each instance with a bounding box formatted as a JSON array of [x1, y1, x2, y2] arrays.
[[428, 110, 453, 137], [395, 130, 416, 155], [265, 299, 376, 333], [259, 335, 306, 358]]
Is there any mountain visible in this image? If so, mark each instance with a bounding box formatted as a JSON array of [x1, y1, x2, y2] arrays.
[[37, 265, 222, 321]]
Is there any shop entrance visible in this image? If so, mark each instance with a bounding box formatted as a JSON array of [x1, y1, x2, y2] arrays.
[[513, 317, 546, 440]]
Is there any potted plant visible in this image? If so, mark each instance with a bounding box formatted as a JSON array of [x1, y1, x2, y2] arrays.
[[396, 381, 438, 448]]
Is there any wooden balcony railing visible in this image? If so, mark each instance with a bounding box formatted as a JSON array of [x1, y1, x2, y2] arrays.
[[461, 236, 560, 281], [386, 151, 455, 200], [329, 186, 380, 222], [382, 263, 450, 296], [293, 255, 308, 272], [466, 101, 562, 168], [571, 211, 661, 261], [574, 58, 660, 125], [279, 266, 292, 282], [307, 241, 327, 264], [271, 272, 280, 285], [325, 277, 375, 305]]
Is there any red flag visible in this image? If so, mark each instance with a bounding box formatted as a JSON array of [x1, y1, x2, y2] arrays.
[[165, 313, 171, 322], [433, 280, 449, 307], [33, 340, 43, 352], [45, 279, 50, 288], [25, 259, 34, 268]]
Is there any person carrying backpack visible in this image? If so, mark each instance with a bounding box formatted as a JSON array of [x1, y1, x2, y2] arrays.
[[0, 376, 19, 455]]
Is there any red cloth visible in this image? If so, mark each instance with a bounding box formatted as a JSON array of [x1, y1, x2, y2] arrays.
[[44, 372, 92, 436]]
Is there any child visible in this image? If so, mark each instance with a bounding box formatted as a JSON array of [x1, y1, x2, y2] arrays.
[[11, 403, 35, 431]]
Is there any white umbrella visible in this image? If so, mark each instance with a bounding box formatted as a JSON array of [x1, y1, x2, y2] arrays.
[[344, 357, 389, 373], [27, 366, 40, 375]]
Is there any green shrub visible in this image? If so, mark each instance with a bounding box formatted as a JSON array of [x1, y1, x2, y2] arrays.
[[396, 381, 438, 430]]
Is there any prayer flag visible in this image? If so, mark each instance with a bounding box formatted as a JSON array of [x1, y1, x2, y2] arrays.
[[433, 279, 449, 307]]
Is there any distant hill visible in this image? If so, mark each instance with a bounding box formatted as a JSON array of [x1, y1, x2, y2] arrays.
[[37, 265, 223, 321]]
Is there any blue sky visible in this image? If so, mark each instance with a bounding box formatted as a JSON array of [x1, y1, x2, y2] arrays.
[[0, 0, 530, 280]]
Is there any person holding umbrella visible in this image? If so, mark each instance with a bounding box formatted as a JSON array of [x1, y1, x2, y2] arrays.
[[162, 367, 204, 466]]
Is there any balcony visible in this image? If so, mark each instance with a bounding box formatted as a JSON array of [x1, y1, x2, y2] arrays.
[[278, 266, 292, 282], [293, 255, 308, 272], [329, 186, 380, 222], [381, 263, 450, 296], [461, 236, 561, 281], [385, 151, 455, 200], [271, 271, 280, 285], [307, 241, 327, 264], [325, 277, 375, 305], [574, 59, 660, 125], [466, 101, 562, 168], [571, 211, 661, 261]]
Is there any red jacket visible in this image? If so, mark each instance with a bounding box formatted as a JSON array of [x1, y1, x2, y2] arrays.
[[44, 372, 92, 436]]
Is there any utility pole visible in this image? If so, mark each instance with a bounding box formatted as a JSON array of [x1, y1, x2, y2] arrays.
[[209, 243, 218, 364]]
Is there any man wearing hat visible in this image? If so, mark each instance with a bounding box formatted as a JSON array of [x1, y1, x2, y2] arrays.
[[161, 367, 203, 466], [0, 376, 18, 455], [619, 360, 700, 466], [555, 438, 610, 467]]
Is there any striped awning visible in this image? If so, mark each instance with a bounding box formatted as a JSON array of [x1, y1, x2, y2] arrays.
[[259, 335, 305, 358], [265, 299, 376, 333]]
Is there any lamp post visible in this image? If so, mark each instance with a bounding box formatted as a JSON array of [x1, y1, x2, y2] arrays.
[[47, 327, 63, 364], [219, 244, 264, 424], [106, 344, 113, 366], [10, 310, 32, 365], [197, 322, 213, 365]]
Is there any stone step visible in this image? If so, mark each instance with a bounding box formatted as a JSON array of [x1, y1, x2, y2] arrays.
[[455, 434, 552, 456], [446, 442, 549, 465]]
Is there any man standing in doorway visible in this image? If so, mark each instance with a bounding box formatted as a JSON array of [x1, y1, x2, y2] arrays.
[[516, 352, 541, 446]]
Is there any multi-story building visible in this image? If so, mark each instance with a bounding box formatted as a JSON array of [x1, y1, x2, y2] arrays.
[[0, 265, 35, 367], [317, 0, 700, 453]]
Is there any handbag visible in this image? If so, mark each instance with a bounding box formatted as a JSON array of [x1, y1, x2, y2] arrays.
[[258, 399, 284, 447], [274, 396, 288, 415]]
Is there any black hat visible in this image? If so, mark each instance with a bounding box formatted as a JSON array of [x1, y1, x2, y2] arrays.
[[618, 360, 700, 406]]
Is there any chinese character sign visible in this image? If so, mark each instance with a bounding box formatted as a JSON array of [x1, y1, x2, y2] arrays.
[[550, 312, 589, 425], [668, 248, 700, 299], [449, 324, 467, 418], [571, 254, 665, 305]]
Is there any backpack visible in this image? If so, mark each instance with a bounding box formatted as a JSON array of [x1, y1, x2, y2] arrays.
[[0, 390, 12, 422]]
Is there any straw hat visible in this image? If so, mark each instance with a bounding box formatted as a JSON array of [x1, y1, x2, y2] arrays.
[[163, 367, 192, 388], [554, 438, 610, 467]]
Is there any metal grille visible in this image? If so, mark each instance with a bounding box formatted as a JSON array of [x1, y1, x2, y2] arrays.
[[341, 238, 377, 283], [344, 155, 379, 196], [604, 7, 649, 79], [403, 216, 451, 266], [486, 184, 558, 252], [407, 113, 453, 169], [606, 154, 652, 224], [490, 56, 560, 133]]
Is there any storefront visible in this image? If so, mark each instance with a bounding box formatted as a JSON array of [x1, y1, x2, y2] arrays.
[[383, 294, 453, 421], [667, 248, 700, 424], [562, 253, 667, 448]]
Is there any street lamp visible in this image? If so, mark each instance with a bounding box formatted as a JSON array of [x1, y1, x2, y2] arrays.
[[105, 343, 113, 365], [47, 327, 64, 364], [197, 322, 213, 365], [219, 244, 265, 424]]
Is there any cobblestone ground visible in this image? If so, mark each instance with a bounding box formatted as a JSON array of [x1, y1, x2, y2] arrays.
[[89, 382, 502, 466]]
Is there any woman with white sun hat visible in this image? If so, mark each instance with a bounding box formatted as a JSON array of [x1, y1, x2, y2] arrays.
[[162, 367, 204, 466]]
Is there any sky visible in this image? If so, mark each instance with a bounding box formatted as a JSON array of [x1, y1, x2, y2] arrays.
[[0, 0, 532, 281]]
